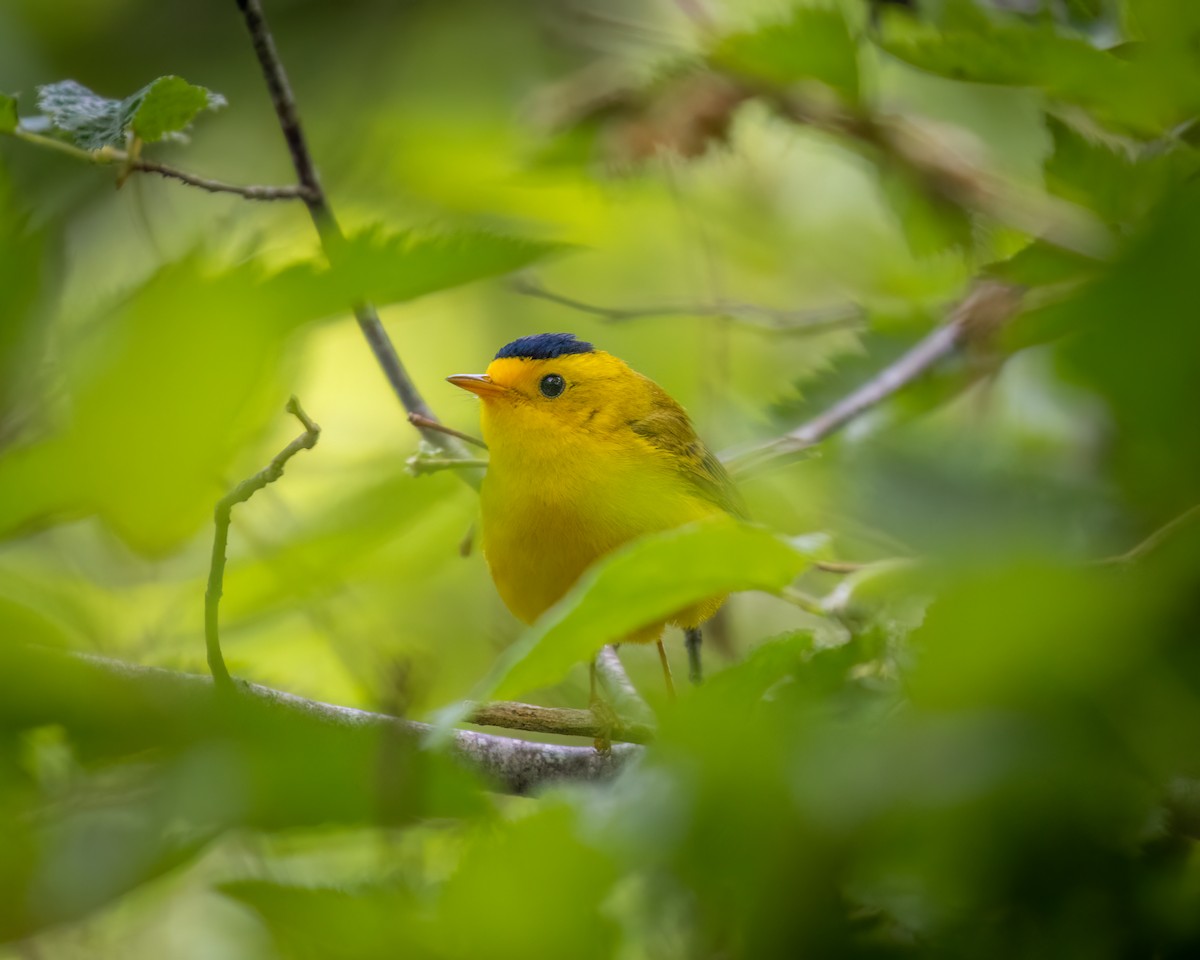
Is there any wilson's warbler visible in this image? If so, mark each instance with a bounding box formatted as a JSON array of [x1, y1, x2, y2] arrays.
[[448, 332, 745, 692]]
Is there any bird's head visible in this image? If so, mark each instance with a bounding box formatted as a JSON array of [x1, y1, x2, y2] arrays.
[[448, 333, 641, 443]]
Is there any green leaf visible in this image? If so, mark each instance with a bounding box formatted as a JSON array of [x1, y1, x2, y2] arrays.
[[35, 76, 224, 150], [0, 255, 324, 553], [0, 93, 16, 134], [878, 15, 1194, 137], [479, 518, 812, 701], [712, 5, 860, 103], [129, 75, 226, 143], [322, 227, 568, 307]]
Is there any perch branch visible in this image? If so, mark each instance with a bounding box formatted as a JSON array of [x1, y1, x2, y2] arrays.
[[40, 650, 637, 795], [466, 700, 654, 744], [511, 275, 864, 335], [206, 398, 319, 684], [728, 280, 1023, 473], [233, 0, 477, 474], [5, 129, 311, 200]]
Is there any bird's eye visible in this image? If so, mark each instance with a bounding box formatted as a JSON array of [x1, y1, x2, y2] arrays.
[[539, 373, 566, 398]]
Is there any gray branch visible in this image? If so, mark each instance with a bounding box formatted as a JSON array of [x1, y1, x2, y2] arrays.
[[51, 650, 640, 795]]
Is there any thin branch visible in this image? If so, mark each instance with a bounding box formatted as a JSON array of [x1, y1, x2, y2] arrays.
[[233, 0, 478, 474], [465, 700, 655, 744], [511, 275, 864, 335], [406, 456, 490, 477], [728, 280, 1023, 474], [206, 397, 320, 684], [408, 412, 488, 450], [127, 157, 315, 201], [7, 128, 310, 201], [1096, 504, 1200, 567]]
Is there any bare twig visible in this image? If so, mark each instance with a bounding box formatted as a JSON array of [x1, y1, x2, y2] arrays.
[[1096, 504, 1200, 567], [406, 455, 490, 477], [466, 700, 654, 744], [511, 275, 864, 335], [233, 0, 478, 475], [408, 412, 488, 450], [128, 157, 315, 201], [6, 128, 310, 201], [206, 398, 320, 684], [728, 280, 1023, 473]]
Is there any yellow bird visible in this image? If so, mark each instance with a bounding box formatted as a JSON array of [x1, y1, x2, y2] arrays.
[[448, 332, 745, 693]]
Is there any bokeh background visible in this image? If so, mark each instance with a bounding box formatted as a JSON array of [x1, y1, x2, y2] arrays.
[[3, 0, 1200, 956]]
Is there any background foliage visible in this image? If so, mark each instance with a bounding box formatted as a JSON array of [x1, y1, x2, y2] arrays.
[[3, 0, 1200, 956]]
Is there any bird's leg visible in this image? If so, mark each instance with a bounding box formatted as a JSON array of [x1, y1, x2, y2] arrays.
[[656, 639, 677, 701], [684, 627, 703, 684]]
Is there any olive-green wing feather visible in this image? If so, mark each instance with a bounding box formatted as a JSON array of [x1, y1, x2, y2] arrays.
[[627, 383, 748, 519]]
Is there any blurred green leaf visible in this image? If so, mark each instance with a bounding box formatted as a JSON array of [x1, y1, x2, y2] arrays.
[[228, 805, 618, 960], [34, 76, 225, 150], [0, 94, 16, 134], [712, 6, 860, 102], [878, 13, 1197, 136], [1058, 180, 1200, 509], [320, 226, 568, 307], [480, 518, 811, 700], [0, 255, 318, 553], [0, 166, 45, 420]]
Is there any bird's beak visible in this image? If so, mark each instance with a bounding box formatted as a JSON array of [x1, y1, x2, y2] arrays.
[[447, 374, 508, 398]]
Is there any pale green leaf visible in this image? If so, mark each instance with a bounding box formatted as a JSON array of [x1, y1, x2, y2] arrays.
[[712, 6, 860, 103], [479, 518, 812, 701]]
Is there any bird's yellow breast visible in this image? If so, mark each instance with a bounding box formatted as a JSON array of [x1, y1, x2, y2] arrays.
[[479, 412, 720, 626]]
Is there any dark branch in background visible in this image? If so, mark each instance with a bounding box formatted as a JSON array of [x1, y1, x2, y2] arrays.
[[233, 0, 477, 473], [511, 274, 865, 335], [206, 398, 319, 684], [4, 129, 311, 201], [727, 280, 1023, 474]]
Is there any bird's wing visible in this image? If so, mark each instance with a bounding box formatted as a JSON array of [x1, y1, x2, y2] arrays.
[[627, 385, 748, 520]]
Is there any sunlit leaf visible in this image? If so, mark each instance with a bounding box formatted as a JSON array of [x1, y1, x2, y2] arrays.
[[479, 518, 811, 700], [321, 226, 568, 307], [0, 255, 319, 553], [712, 6, 860, 102]]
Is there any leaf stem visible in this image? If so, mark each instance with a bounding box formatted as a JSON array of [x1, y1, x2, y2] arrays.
[[205, 398, 320, 684], [7, 128, 312, 201]]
